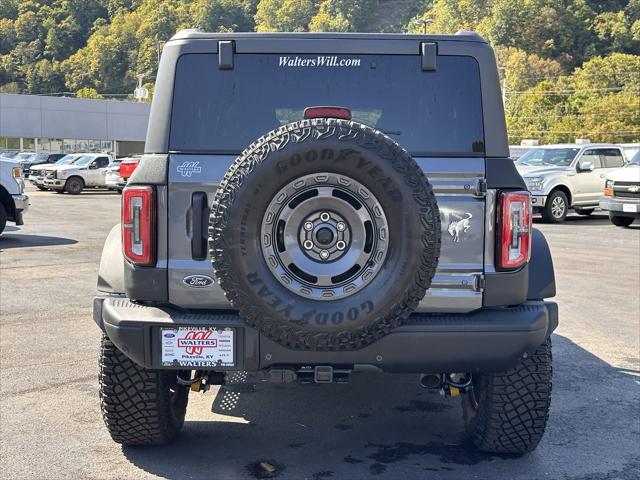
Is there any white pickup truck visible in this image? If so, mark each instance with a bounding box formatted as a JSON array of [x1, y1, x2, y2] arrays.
[[0, 157, 29, 235], [44, 153, 113, 194], [600, 151, 640, 227], [29, 154, 84, 190]]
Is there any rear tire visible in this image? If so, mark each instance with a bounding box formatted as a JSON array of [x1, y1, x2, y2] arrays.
[[99, 335, 189, 446], [462, 338, 552, 454], [609, 214, 634, 227], [65, 177, 84, 195], [542, 190, 568, 223]]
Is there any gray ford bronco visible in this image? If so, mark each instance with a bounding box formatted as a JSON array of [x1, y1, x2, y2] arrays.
[[94, 30, 558, 454]]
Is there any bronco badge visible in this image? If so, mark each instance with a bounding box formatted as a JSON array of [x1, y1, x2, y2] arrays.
[[183, 274, 214, 288], [448, 213, 472, 243]]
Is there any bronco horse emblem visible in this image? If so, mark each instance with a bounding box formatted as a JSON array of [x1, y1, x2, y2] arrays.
[[448, 212, 472, 243]]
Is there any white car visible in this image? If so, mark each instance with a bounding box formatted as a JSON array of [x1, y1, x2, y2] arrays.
[[44, 153, 113, 194], [600, 151, 640, 227], [29, 154, 84, 190], [0, 157, 29, 234], [104, 160, 123, 192]]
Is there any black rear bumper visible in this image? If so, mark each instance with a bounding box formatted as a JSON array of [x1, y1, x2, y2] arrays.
[[93, 297, 558, 374]]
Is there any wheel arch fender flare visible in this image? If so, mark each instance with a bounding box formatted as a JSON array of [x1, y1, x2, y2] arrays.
[[546, 182, 573, 205], [97, 224, 125, 294], [65, 175, 85, 186], [527, 228, 556, 300]]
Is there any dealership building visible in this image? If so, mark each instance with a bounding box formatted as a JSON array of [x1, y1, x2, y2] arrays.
[[0, 93, 150, 157]]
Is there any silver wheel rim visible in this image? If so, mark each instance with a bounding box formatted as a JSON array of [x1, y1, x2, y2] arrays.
[[551, 196, 565, 218], [260, 172, 389, 300]]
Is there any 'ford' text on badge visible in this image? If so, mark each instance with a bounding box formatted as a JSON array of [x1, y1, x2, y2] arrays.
[[183, 275, 214, 288]]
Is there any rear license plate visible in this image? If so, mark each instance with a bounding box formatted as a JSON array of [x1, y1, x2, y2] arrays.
[[622, 203, 638, 213], [161, 327, 234, 367]]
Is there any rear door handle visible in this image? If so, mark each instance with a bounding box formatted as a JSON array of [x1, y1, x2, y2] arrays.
[[190, 192, 209, 260]]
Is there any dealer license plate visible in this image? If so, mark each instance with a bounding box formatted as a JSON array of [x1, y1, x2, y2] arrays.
[[622, 203, 638, 213], [161, 327, 234, 367]]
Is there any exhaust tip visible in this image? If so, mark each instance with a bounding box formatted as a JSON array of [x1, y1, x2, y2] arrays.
[[419, 373, 442, 389]]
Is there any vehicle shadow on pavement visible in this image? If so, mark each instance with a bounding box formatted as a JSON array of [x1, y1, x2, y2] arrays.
[[0, 233, 77, 249], [533, 213, 612, 226], [121, 334, 640, 480]]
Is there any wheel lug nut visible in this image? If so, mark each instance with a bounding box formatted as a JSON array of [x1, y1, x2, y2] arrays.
[[336, 222, 346, 231], [320, 212, 330, 222], [336, 240, 346, 251], [304, 222, 314, 231], [303, 240, 314, 250], [319, 250, 330, 260]]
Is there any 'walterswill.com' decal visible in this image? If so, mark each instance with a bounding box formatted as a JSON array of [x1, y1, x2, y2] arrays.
[[279, 56, 362, 67]]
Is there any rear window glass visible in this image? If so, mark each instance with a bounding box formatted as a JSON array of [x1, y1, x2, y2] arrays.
[[170, 54, 485, 155]]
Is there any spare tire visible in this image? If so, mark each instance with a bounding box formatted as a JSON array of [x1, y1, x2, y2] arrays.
[[209, 118, 441, 350]]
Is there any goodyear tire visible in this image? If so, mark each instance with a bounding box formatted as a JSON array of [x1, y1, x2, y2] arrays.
[[210, 118, 441, 351], [99, 335, 189, 445], [462, 339, 552, 454]]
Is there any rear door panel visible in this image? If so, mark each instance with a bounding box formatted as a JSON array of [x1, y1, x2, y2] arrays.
[[167, 154, 485, 313]]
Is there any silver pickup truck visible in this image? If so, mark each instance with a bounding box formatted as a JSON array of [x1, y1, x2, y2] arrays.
[[516, 144, 626, 222]]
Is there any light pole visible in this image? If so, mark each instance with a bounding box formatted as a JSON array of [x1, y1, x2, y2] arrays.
[[412, 18, 434, 34]]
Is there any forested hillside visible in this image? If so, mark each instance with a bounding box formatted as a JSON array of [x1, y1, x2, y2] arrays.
[[1, 0, 639, 143]]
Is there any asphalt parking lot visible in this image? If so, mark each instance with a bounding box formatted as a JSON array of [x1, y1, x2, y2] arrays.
[[1, 184, 639, 480]]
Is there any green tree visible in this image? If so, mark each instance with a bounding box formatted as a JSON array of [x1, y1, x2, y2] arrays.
[[25, 59, 65, 94], [76, 87, 104, 99], [495, 46, 564, 92], [0, 0, 18, 19], [594, 11, 637, 54], [191, 0, 257, 32], [0, 19, 17, 54], [254, 0, 317, 32]]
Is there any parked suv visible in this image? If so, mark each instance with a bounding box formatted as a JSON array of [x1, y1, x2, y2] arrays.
[[94, 31, 557, 454], [44, 153, 112, 194], [0, 157, 29, 234], [516, 144, 626, 222], [600, 150, 640, 227]]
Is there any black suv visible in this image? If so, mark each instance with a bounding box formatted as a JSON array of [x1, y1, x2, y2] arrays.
[[94, 31, 557, 454]]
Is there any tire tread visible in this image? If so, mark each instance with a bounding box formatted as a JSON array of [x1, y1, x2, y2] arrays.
[[463, 339, 552, 454], [99, 335, 187, 446]]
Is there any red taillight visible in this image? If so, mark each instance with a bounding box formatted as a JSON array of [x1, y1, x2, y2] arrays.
[[122, 186, 155, 266], [498, 191, 532, 270], [304, 106, 352, 120]]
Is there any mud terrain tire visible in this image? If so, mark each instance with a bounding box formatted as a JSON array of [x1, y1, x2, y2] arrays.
[[99, 335, 189, 445], [462, 338, 552, 454], [209, 118, 441, 351]]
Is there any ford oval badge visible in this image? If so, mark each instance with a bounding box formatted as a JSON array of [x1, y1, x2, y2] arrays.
[[183, 274, 214, 288]]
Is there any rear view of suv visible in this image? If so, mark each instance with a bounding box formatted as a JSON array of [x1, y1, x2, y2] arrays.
[[93, 31, 557, 454]]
